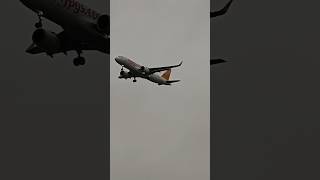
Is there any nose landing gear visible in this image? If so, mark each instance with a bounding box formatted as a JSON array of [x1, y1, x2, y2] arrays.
[[73, 57, 86, 66], [73, 50, 86, 66]]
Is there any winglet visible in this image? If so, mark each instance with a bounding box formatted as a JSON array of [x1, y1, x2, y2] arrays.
[[161, 69, 171, 80], [210, 0, 233, 18], [173, 61, 183, 68]]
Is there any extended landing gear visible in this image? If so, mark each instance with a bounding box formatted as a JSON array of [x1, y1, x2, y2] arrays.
[[73, 57, 86, 66], [133, 77, 137, 83], [73, 50, 86, 66], [35, 22, 42, 29], [35, 12, 43, 28]]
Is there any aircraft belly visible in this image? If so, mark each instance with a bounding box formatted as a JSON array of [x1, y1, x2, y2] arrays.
[[45, 7, 84, 29], [44, 6, 108, 52], [148, 75, 163, 84]]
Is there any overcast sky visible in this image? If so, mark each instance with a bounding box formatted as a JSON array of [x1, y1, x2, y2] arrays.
[[212, 0, 320, 179], [110, 0, 209, 179]]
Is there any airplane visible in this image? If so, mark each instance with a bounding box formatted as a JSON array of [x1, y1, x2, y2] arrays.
[[115, 56, 182, 85], [20, 0, 109, 66], [211, 0, 233, 65]]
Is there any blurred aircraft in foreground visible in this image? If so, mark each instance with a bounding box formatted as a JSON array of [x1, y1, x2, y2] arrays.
[[211, 0, 233, 18], [211, 0, 233, 66], [20, 0, 109, 66]]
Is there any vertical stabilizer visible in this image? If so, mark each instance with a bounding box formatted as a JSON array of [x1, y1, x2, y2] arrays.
[[161, 69, 171, 80]]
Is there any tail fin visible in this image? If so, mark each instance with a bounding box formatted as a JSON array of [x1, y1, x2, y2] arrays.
[[161, 69, 171, 80]]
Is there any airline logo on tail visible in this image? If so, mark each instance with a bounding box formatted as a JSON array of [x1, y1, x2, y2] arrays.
[[161, 69, 171, 81]]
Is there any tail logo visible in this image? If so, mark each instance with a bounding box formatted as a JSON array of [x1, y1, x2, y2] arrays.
[[161, 69, 171, 80]]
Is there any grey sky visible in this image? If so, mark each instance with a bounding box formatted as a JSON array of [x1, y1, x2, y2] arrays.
[[212, 0, 320, 179], [111, 0, 209, 179], [0, 1, 108, 179]]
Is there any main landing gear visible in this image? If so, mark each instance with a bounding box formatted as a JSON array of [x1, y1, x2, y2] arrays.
[[133, 77, 137, 83], [73, 50, 86, 66], [35, 11, 43, 28], [120, 68, 125, 77]]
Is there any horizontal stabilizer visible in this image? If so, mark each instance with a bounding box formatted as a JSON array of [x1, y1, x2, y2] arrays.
[[210, 59, 227, 65], [166, 80, 180, 84]]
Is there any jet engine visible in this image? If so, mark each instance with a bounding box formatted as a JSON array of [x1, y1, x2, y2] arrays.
[[96, 14, 109, 35], [140, 66, 150, 74], [119, 71, 131, 79], [32, 28, 61, 54]]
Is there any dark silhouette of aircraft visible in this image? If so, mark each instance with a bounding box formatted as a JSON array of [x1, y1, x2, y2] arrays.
[[211, 0, 233, 18], [20, 0, 109, 67], [211, 0, 233, 66], [210, 59, 227, 65]]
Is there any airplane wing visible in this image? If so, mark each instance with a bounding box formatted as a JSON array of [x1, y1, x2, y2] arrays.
[[26, 31, 109, 55], [148, 61, 183, 74], [211, 0, 233, 18]]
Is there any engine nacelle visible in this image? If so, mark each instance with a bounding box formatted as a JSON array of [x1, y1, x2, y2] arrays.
[[140, 66, 150, 74], [119, 71, 131, 79], [32, 28, 61, 54], [96, 14, 109, 35]]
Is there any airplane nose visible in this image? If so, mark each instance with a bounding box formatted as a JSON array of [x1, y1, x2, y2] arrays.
[[115, 56, 122, 64]]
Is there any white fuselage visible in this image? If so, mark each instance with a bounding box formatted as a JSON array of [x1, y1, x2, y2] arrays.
[[148, 74, 168, 85], [20, 0, 105, 42], [115, 56, 169, 85]]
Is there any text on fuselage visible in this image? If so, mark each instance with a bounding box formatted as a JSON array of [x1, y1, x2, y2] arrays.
[[55, 0, 101, 20]]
